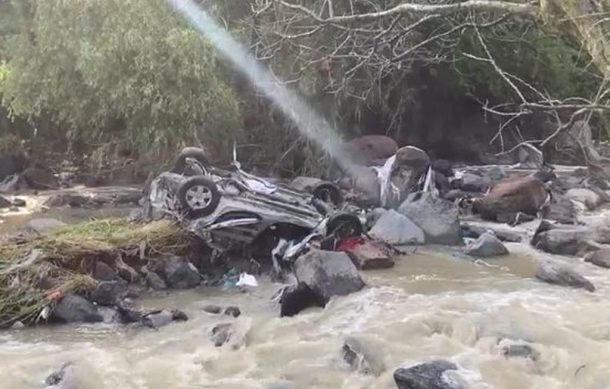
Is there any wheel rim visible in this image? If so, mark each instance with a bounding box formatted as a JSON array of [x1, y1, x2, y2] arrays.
[[185, 185, 213, 209]]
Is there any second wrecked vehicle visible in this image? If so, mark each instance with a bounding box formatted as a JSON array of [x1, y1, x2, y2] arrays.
[[148, 147, 364, 266]]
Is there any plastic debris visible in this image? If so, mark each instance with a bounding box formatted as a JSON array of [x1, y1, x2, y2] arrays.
[[236, 273, 258, 288]]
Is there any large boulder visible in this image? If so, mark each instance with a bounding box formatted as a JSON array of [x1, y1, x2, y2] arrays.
[[342, 336, 386, 376], [530, 222, 594, 256], [584, 249, 610, 269], [159, 256, 201, 289], [343, 239, 395, 270], [535, 261, 595, 292], [294, 250, 365, 305], [21, 167, 59, 190], [394, 360, 464, 389], [541, 193, 578, 224], [90, 281, 128, 306], [51, 294, 103, 323], [465, 232, 509, 257], [398, 192, 461, 245], [565, 188, 601, 211], [341, 135, 398, 166], [472, 175, 548, 222], [369, 210, 425, 245]]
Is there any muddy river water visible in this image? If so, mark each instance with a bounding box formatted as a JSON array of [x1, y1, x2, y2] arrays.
[[2, 243, 610, 388]]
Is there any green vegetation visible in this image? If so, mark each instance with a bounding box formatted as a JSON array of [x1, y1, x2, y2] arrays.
[[0, 218, 189, 327], [0, 0, 242, 158]]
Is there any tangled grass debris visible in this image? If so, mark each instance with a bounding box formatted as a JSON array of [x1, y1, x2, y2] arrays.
[[0, 218, 190, 328]]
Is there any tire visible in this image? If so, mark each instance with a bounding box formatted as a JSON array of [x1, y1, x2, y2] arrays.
[[326, 213, 363, 238], [312, 182, 343, 206], [171, 147, 210, 174], [177, 177, 220, 218]]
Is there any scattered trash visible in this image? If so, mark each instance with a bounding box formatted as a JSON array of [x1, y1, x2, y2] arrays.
[[236, 273, 258, 288]]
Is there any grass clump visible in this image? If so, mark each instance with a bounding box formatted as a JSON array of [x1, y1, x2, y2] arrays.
[[0, 218, 190, 327]]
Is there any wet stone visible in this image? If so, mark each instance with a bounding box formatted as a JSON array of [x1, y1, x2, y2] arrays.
[[535, 261, 595, 292], [145, 270, 167, 290], [211, 323, 233, 347], [585, 249, 610, 269], [90, 281, 128, 306], [342, 336, 386, 376], [394, 360, 464, 389], [0, 195, 11, 209], [224, 306, 241, 317], [11, 197, 26, 207], [51, 294, 103, 324], [203, 305, 222, 314]]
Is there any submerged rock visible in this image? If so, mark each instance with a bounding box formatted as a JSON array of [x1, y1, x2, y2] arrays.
[[465, 232, 509, 257], [211, 323, 233, 347], [224, 306, 241, 318], [141, 309, 188, 329], [294, 250, 365, 305], [398, 192, 461, 245], [51, 294, 103, 323], [394, 360, 464, 389], [160, 256, 201, 289], [535, 261, 595, 292], [342, 336, 386, 376], [460, 224, 521, 243], [369, 210, 424, 245], [584, 249, 610, 269], [501, 343, 540, 361], [203, 305, 223, 314], [279, 282, 325, 317], [44, 362, 74, 387]]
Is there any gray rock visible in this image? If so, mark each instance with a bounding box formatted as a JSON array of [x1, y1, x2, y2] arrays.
[[535, 262, 595, 292], [44, 362, 74, 387], [12, 197, 26, 207], [584, 249, 610, 269], [280, 282, 324, 317], [342, 336, 386, 376], [224, 306, 241, 317], [398, 192, 462, 245], [203, 305, 222, 314], [145, 270, 167, 290], [460, 224, 521, 243], [369, 210, 425, 245], [465, 232, 509, 257], [294, 250, 365, 305], [93, 261, 119, 281], [367, 207, 388, 228], [90, 281, 128, 306], [52, 294, 103, 323], [531, 224, 593, 256], [161, 256, 200, 289], [141, 309, 188, 328], [346, 239, 395, 270], [21, 167, 59, 190], [26, 218, 66, 234], [394, 360, 463, 389], [0, 195, 11, 209], [565, 188, 600, 210], [211, 323, 233, 347], [501, 344, 540, 360], [268, 381, 295, 389], [542, 194, 578, 225], [516, 143, 543, 169]]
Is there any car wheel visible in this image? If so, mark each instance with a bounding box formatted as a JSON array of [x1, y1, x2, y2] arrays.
[[312, 182, 343, 206], [177, 177, 220, 218], [326, 213, 363, 238]]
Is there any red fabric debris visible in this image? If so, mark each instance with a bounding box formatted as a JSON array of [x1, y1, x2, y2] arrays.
[[335, 236, 364, 252]]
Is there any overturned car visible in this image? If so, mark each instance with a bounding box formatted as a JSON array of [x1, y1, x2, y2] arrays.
[[147, 148, 364, 267]]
